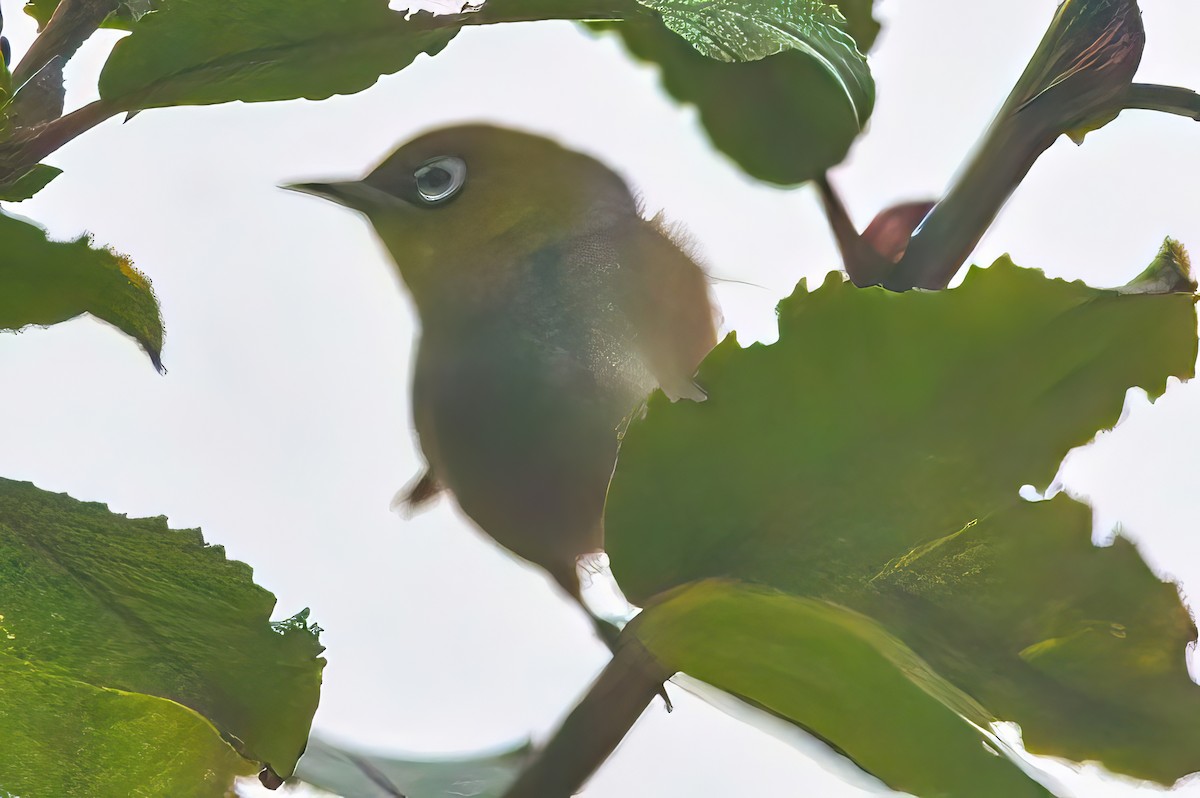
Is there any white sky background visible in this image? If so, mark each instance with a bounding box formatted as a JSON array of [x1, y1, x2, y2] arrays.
[[2, 0, 1200, 796]]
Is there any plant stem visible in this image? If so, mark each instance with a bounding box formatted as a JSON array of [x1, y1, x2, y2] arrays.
[[0, 98, 118, 182], [887, 0, 1145, 291], [12, 0, 118, 89], [1121, 83, 1200, 121], [885, 117, 1056, 291], [814, 174, 891, 287], [463, 0, 647, 25], [500, 638, 671, 798]]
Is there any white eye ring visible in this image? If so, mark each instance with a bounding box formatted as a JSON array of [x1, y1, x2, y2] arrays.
[[413, 156, 467, 204]]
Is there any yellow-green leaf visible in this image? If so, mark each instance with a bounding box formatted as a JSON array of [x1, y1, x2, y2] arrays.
[[0, 478, 326, 786], [0, 211, 164, 370]]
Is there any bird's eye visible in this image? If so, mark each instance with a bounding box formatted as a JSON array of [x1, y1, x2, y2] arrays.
[[413, 156, 467, 205]]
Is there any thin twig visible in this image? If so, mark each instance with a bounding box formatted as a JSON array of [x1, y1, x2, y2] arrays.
[[814, 174, 892, 287], [461, 0, 646, 25], [0, 98, 119, 182]]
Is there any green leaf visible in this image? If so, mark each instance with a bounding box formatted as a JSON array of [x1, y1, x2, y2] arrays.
[[22, 0, 58, 28], [830, 0, 880, 52], [25, 0, 165, 31], [632, 581, 1054, 797], [858, 496, 1200, 784], [296, 736, 533, 798], [638, 0, 871, 120], [97, 0, 459, 110], [608, 257, 1200, 789], [0, 211, 164, 370], [0, 164, 62, 202], [0, 478, 326, 786], [1122, 237, 1195, 295], [0, 652, 254, 797], [589, 0, 873, 185]]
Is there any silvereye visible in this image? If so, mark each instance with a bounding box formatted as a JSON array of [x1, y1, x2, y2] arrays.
[[286, 124, 717, 609]]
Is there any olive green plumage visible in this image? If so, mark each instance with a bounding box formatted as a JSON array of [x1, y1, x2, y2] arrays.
[[288, 124, 716, 603]]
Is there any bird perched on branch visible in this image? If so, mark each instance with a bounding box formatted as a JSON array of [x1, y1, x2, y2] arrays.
[[286, 124, 716, 614]]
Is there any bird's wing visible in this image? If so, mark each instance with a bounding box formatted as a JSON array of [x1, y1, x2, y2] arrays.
[[613, 214, 718, 401]]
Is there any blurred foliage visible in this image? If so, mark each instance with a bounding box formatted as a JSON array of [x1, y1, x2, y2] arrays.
[[0, 479, 326, 793], [295, 736, 533, 798], [0, 211, 163, 370], [610, 254, 1200, 793]]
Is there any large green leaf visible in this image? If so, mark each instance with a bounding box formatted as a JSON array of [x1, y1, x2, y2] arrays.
[[608, 254, 1200, 791], [589, 0, 874, 184], [97, 0, 459, 110], [0, 479, 326, 790], [0, 211, 164, 370], [295, 736, 533, 798]]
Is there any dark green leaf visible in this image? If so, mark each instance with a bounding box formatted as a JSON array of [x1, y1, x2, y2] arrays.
[[637, 0, 871, 123], [0, 164, 61, 202], [608, 258, 1200, 788], [97, 0, 459, 110], [0, 211, 164, 370], [296, 736, 533, 798], [0, 478, 326, 783], [588, 0, 874, 185], [830, 0, 879, 52], [857, 495, 1200, 784]]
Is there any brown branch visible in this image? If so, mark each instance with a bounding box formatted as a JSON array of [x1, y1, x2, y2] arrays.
[[814, 175, 893, 287], [500, 638, 672, 798], [889, 0, 1145, 291], [10, 58, 65, 127], [12, 0, 119, 88], [0, 99, 119, 183]]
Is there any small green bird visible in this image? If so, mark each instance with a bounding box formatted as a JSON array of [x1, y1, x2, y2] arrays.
[[286, 124, 716, 611]]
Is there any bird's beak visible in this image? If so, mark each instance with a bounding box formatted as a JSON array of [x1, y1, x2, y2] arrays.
[[280, 180, 408, 213]]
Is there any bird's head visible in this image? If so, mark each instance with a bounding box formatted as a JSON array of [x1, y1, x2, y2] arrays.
[[284, 124, 638, 300]]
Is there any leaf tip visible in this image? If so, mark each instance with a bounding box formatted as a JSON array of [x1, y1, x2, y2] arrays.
[[1121, 238, 1196, 296]]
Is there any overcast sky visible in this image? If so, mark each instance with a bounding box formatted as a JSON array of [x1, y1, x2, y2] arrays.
[[3, 0, 1200, 796]]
